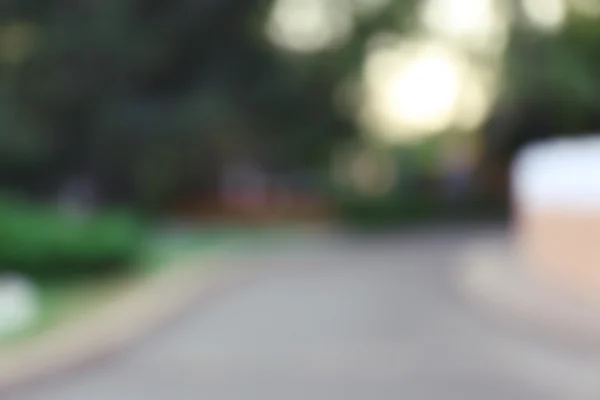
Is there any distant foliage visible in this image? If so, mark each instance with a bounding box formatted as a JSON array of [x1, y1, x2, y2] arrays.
[[0, 0, 599, 210], [0, 0, 352, 207]]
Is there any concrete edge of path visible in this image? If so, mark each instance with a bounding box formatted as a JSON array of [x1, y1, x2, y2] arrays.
[[456, 239, 600, 350], [0, 244, 255, 394]]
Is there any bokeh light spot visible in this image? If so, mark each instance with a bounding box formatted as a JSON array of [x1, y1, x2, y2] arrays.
[[266, 0, 354, 53], [522, 0, 567, 32], [349, 149, 397, 196], [359, 38, 497, 144], [331, 144, 397, 196], [420, 0, 510, 55]]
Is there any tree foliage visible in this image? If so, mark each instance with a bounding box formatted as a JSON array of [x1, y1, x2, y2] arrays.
[[0, 0, 599, 208]]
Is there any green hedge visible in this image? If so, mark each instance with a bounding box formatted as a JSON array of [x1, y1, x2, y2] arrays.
[[0, 196, 144, 280], [334, 195, 507, 229]]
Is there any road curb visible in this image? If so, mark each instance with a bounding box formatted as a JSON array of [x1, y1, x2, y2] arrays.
[[0, 245, 254, 394]]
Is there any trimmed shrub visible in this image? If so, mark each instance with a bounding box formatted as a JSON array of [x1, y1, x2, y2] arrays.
[[334, 195, 507, 229], [0, 196, 144, 280]]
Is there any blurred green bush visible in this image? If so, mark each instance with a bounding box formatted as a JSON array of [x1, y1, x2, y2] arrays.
[[0, 196, 144, 280], [335, 195, 507, 229]]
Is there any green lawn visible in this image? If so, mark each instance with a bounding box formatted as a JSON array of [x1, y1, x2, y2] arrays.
[[0, 227, 244, 347]]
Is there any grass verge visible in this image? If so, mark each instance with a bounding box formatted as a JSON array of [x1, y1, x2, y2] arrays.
[[0, 227, 240, 348]]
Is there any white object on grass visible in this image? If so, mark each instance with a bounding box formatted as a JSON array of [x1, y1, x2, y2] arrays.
[[0, 274, 39, 337]]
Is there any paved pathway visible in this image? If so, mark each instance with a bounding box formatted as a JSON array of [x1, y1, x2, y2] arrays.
[[9, 225, 600, 399]]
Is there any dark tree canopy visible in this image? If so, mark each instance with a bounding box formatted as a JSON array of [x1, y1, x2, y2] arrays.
[[0, 0, 599, 209]]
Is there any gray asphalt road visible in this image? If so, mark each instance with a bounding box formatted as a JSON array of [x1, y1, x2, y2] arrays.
[[10, 225, 600, 400]]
